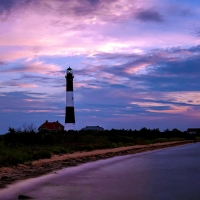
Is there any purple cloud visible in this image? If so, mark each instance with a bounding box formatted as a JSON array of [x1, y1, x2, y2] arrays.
[[0, 0, 17, 12], [87, 0, 100, 5], [135, 9, 163, 22], [0, 0, 32, 14]]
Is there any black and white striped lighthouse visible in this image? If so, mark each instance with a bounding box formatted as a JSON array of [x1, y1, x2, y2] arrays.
[[65, 67, 76, 131]]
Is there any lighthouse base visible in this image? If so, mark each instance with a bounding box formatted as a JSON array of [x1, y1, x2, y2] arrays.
[[65, 123, 76, 131]]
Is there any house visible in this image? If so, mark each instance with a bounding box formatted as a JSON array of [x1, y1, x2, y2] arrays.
[[81, 126, 104, 131], [38, 120, 64, 132], [187, 128, 200, 134]]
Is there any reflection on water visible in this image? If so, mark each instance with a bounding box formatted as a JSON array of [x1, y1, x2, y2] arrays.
[[1, 143, 200, 200]]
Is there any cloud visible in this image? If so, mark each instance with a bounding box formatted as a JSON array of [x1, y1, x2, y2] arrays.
[[153, 56, 200, 76], [0, 59, 65, 93], [87, 0, 100, 5], [0, 60, 62, 75], [0, 0, 197, 65], [1, 0, 200, 133], [0, 0, 135, 22], [0, 91, 64, 112], [0, 0, 34, 16], [0, 81, 37, 88], [82, 44, 200, 94], [0, 0, 18, 13], [75, 82, 101, 89], [135, 9, 163, 22]]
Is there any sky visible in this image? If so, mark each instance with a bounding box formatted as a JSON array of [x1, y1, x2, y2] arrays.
[[0, 0, 200, 133]]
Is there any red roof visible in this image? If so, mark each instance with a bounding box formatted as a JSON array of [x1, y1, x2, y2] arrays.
[[38, 121, 64, 131]]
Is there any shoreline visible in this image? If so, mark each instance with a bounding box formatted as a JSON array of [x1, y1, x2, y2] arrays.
[[0, 140, 194, 188]]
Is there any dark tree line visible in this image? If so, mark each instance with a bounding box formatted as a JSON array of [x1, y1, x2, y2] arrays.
[[0, 127, 197, 166], [0, 127, 196, 148]]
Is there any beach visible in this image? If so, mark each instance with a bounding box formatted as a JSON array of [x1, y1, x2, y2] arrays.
[[0, 140, 193, 188]]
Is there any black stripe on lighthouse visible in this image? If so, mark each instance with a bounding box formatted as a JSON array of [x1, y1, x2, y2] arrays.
[[66, 78, 73, 91], [65, 107, 75, 123]]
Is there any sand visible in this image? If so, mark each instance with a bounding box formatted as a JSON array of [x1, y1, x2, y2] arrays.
[[0, 140, 194, 188]]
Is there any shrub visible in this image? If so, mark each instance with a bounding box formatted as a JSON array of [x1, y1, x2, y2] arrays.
[[32, 150, 51, 160], [52, 147, 67, 154], [0, 148, 30, 166]]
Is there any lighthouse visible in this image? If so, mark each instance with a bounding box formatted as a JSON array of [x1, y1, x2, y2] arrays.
[[65, 67, 76, 131]]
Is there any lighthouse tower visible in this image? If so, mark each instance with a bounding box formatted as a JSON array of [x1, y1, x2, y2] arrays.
[[65, 67, 76, 131]]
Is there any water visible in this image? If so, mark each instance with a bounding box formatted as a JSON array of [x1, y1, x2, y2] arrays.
[[1, 143, 200, 200]]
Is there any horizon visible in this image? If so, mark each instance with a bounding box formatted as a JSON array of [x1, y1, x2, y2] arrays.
[[0, 121, 195, 135], [0, 0, 200, 133]]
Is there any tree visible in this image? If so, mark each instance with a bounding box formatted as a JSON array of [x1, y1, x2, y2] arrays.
[[22, 123, 37, 132], [8, 127, 16, 134]]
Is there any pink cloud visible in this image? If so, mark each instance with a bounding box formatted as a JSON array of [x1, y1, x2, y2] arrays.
[[124, 63, 150, 75], [1, 61, 62, 75], [24, 61, 62, 75], [75, 82, 100, 89]]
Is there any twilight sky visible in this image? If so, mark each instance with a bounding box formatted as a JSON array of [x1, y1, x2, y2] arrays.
[[0, 0, 200, 133]]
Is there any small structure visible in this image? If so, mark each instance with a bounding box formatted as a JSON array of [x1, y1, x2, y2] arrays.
[[38, 120, 64, 132], [187, 128, 200, 134], [81, 126, 104, 131]]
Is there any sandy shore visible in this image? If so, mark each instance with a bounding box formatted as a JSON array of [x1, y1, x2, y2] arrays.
[[0, 140, 194, 188]]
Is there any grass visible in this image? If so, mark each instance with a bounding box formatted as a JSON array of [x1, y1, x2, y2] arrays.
[[0, 128, 196, 167], [0, 148, 30, 166]]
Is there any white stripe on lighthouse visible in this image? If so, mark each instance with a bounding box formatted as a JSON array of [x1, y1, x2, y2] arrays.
[[65, 123, 76, 130], [66, 92, 74, 107]]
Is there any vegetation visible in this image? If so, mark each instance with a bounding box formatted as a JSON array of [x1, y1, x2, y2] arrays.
[[0, 127, 197, 167]]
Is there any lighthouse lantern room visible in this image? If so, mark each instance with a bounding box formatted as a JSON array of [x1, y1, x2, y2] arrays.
[[65, 67, 76, 131]]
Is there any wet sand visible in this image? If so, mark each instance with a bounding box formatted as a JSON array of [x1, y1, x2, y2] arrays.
[[0, 140, 193, 188]]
